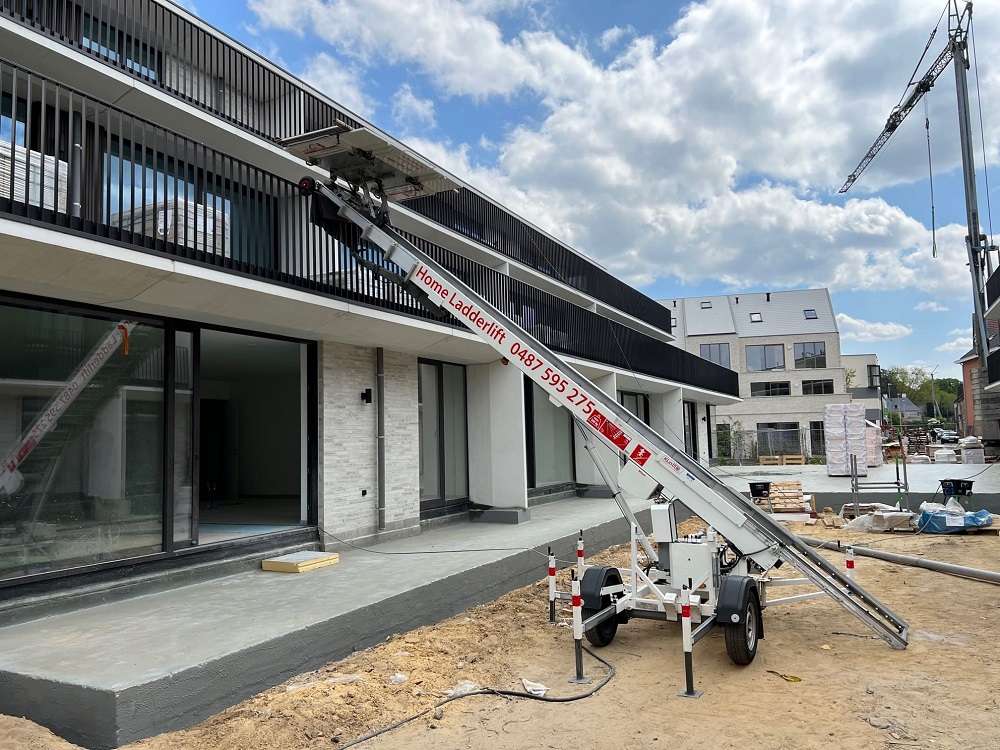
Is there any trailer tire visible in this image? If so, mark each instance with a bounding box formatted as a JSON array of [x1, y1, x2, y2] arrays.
[[724, 591, 761, 665], [580, 566, 623, 647], [582, 606, 618, 647]]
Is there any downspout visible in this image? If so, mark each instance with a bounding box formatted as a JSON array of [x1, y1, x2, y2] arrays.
[[376, 347, 386, 531]]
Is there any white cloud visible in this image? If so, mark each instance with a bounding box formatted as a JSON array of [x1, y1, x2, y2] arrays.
[[299, 52, 375, 120], [599, 25, 633, 51], [915, 301, 950, 312], [936, 336, 973, 353], [947, 328, 969, 336], [391, 84, 437, 130], [247, 0, 1000, 297], [836, 313, 912, 343]]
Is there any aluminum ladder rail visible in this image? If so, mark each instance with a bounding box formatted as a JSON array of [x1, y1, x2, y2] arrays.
[[300, 178, 908, 650]]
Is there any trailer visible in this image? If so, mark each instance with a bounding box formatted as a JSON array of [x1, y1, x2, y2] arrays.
[[283, 125, 908, 690]]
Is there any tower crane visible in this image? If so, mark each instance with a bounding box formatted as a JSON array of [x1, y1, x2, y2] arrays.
[[841, 0, 991, 366]]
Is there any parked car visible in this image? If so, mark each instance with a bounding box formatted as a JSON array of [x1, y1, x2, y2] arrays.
[[939, 430, 959, 444]]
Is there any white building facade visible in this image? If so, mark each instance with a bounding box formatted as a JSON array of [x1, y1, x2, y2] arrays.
[[661, 289, 853, 459], [0, 0, 738, 586]]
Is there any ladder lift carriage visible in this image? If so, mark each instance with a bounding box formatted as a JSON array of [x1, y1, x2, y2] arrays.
[[283, 124, 908, 678]]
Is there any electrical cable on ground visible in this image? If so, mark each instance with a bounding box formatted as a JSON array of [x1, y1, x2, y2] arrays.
[[338, 647, 616, 748]]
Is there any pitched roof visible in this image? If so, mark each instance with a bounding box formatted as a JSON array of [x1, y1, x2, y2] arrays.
[[659, 288, 837, 339]]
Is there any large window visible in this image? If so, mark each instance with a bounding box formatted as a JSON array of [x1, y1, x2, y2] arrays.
[[83, 14, 161, 81], [418, 361, 469, 515], [526, 380, 574, 488], [750, 381, 790, 397], [794, 342, 826, 369], [619, 391, 650, 424], [802, 379, 834, 395], [699, 342, 731, 369], [746, 344, 784, 372], [810, 421, 826, 455], [0, 302, 166, 580]]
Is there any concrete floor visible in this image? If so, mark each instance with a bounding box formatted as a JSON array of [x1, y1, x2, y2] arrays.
[[0, 494, 656, 750], [1, 462, 996, 750]]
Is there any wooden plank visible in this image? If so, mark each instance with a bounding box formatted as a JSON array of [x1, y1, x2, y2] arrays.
[[262, 551, 341, 573], [781, 455, 806, 465], [758, 456, 781, 465]]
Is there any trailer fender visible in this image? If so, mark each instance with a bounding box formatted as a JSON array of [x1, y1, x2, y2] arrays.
[[716, 575, 763, 638], [580, 566, 628, 623]]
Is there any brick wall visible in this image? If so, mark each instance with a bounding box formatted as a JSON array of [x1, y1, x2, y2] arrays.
[[317, 342, 420, 543]]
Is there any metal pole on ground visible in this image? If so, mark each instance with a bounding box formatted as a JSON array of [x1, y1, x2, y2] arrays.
[[677, 587, 702, 698], [569, 573, 591, 684], [548, 547, 557, 624]]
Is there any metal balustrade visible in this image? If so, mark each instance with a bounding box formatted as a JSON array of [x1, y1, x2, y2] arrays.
[[1, 0, 676, 336], [0, 57, 736, 395]]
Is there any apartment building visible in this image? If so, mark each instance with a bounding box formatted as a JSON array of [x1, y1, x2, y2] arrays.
[[841, 352, 883, 423], [661, 289, 851, 458], [0, 0, 738, 590]]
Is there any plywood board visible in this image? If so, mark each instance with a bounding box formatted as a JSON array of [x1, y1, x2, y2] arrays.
[[262, 551, 341, 573]]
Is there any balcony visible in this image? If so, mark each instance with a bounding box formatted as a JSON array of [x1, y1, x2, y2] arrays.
[[0, 58, 734, 395], [988, 349, 1000, 387], [987, 267, 1000, 318], [1, 0, 675, 336]]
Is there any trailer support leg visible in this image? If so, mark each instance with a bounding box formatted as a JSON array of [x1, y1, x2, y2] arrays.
[[678, 587, 702, 698], [569, 575, 591, 684], [548, 548, 557, 624]]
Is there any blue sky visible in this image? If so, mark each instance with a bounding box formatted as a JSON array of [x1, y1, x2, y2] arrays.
[[192, 0, 1000, 380]]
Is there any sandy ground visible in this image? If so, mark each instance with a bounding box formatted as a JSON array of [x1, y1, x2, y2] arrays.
[[2, 517, 999, 750]]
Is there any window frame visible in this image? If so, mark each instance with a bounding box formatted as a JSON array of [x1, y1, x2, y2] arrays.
[[802, 379, 835, 395], [699, 342, 731, 369], [750, 381, 791, 397], [746, 343, 785, 372], [803, 309, 818, 319], [794, 341, 827, 369]]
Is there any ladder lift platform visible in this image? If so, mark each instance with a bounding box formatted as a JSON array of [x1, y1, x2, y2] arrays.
[[283, 127, 908, 674]]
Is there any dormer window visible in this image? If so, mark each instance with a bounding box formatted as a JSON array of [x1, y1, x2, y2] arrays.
[[750, 312, 763, 323], [804, 309, 817, 319]]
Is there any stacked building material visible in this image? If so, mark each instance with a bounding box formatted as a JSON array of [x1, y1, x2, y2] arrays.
[[825, 403, 867, 476], [865, 425, 883, 467]]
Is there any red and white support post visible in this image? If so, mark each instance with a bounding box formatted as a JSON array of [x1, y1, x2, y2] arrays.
[[677, 587, 702, 698], [576, 530, 585, 579], [845, 546, 856, 581], [569, 572, 591, 684], [548, 547, 557, 623]]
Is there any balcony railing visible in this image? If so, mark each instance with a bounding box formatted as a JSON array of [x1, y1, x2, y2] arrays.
[[403, 188, 674, 333], [987, 268, 1000, 315], [0, 0, 360, 142], [988, 349, 1000, 387], [1, 0, 675, 335], [0, 58, 734, 395]]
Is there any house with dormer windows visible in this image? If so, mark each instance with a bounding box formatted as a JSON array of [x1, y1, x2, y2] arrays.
[[661, 289, 853, 458]]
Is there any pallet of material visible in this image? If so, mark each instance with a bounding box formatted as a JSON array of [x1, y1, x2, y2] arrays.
[[758, 455, 781, 466], [781, 455, 806, 465], [751, 481, 814, 513], [261, 550, 341, 573]]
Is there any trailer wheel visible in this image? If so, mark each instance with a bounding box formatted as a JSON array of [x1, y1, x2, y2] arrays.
[[724, 591, 761, 665], [581, 606, 618, 647]]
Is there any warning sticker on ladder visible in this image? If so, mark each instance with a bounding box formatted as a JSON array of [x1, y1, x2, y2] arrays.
[[630, 444, 652, 466], [587, 410, 631, 450]]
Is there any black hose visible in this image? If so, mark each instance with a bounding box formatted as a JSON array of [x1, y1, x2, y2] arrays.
[[339, 646, 616, 748]]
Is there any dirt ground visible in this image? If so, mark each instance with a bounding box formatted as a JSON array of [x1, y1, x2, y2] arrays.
[[2, 517, 999, 750]]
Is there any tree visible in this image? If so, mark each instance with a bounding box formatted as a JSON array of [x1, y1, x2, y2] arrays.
[[844, 367, 857, 390]]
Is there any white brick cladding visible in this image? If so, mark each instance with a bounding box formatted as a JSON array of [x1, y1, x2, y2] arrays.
[[317, 341, 420, 542]]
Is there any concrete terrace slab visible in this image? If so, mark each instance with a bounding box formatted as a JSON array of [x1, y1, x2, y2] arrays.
[[0, 495, 654, 750]]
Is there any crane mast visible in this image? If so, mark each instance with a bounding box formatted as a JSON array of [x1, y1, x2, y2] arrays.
[[841, 1, 990, 365]]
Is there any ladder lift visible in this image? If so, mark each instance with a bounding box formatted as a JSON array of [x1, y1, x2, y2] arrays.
[[284, 125, 908, 671]]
